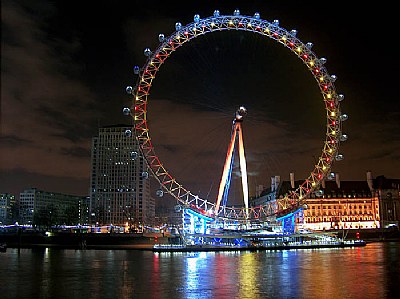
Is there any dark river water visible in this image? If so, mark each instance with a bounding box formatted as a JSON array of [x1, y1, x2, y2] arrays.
[[1, 242, 399, 299]]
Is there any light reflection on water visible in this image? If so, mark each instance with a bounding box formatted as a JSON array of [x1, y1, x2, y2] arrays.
[[0, 242, 398, 299]]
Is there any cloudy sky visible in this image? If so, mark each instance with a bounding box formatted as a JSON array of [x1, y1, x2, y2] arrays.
[[1, 1, 399, 201]]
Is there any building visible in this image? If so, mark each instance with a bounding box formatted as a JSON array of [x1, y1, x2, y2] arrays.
[[79, 196, 91, 225], [301, 179, 379, 230], [373, 175, 400, 228], [90, 125, 154, 228], [250, 171, 400, 231], [0, 193, 17, 225], [19, 188, 84, 226]]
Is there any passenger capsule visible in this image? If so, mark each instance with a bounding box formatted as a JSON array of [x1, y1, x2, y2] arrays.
[[133, 66, 140, 74], [144, 48, 151, 57], [156, 189, 164, 197], [158, 33, 165, 42], [273, 19, 279, 26], [142, 171, 149, 179], [338, 94, 345, 101], [194, 14, 200, 22], [122, 107, 131, 116], [306, 42, 313, 49], [330, 75, 337, 82], [315, 189, 324, 197], [335, 154, 344, 161], [319, 57, 327, 64], [254, 12, 260, 19], [340, 113, 348, 121], [175, 22, 182, 30], [340, 134, 348, 142], [124, 129, 132, 137], [213, 10, 220, 17], [290, 29, 297, 36], [131, 151, 138, 160], [126, 86, 133, 94], [327, 172, 335, 180], [234, 9, 240, 16]]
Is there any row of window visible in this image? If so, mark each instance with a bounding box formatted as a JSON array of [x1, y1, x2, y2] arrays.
[[305, 216, 376, 222], [308, 204, 376, 210], [306, 211, 373, 216]]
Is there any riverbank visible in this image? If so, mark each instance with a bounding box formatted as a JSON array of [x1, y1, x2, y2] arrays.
[[329, 228, 400, 242], [1, 228, 398, 251], [0, 231, 160, 250]]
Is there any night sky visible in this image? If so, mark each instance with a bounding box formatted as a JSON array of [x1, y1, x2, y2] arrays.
[[1, 1, 399, 201]]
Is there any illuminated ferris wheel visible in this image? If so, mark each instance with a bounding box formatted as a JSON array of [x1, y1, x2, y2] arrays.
[[124, 9, 348, 222]]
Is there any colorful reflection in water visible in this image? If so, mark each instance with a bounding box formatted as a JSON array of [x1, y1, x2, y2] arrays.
[[1, 243, 398, 299]]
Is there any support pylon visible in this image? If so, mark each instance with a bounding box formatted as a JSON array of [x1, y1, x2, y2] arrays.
[[215, 107, 249, 218]]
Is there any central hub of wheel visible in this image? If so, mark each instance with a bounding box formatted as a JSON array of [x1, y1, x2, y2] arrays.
[[235, 106, 247, 122]]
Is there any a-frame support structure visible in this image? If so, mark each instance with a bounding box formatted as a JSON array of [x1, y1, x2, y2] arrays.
[[215, 107, 249, 218]]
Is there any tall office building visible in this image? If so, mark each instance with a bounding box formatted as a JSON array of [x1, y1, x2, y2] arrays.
[[90, 125, 154, 227]]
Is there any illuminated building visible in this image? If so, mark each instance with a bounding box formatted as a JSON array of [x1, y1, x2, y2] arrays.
[[0, 193, 16, 225], [373, 175, 400, 228], [301, 179, 379, 230], [79, 196, 91, 225], [19, 188, 84, 225], [251, 172, 399, 230], [90, 125, 154, 228]]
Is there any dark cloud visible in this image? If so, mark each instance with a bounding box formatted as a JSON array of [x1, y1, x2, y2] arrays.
[[1, 1, 98, 194], [1, 0, 399, 200]]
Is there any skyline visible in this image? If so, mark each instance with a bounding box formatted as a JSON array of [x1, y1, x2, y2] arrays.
[[1, 1, 399, 199]]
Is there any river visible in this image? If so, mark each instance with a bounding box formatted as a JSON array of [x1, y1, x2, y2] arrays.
[[1, 242, 399, 299]]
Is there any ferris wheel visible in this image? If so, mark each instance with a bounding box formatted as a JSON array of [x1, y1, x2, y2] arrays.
[[124, 9, 348, 222]]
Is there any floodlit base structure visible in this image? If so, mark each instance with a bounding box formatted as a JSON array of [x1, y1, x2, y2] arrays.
[[155, 207, 366, 251], [179, 206, 303, 243]]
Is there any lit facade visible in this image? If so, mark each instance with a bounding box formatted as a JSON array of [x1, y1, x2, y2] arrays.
[[301, 180, 380, 230], [373, 175, 400, 228], [79, 196, 91, 225], [90, 125, 154, 227], [0, 193, 16, 225], [19, 188, 84, 225], [250, 172, 394, 231]]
